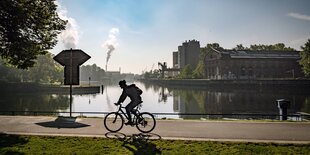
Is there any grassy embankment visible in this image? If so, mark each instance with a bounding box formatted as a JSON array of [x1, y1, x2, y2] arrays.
[[0, 134, 309, 154]]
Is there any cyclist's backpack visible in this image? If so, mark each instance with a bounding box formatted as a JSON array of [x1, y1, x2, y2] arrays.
[[131, 84, 143, 95]]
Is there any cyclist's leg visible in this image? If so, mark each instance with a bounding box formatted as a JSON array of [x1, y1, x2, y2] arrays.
[[125, 102, 135, 123], [125, 101, 140, 123]]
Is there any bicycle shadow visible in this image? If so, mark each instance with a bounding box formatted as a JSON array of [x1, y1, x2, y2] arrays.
[[105, 132, 162, 154]]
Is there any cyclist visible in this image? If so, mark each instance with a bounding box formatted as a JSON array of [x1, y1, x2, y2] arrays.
[[115, 80, 143, 125]]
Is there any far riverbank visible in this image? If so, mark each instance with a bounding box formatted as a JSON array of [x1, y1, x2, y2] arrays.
[[0, 81, 101, 94], [140, 79, 310, 90]]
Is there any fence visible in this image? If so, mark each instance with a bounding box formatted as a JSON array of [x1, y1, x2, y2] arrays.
[[0, 111, 309, 121]]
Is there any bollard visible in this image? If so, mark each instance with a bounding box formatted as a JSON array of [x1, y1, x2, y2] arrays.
[[276, 99, 290, 121], [101, 85, 104, 94]]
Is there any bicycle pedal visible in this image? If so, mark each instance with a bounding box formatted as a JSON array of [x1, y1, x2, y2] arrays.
[[143, 121, 148, 126], [125, 122, 135, 126]]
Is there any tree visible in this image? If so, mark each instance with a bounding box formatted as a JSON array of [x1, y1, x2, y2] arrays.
[[0, 52, 63, 83], [26, 52, 63, 83], [80, 64, 106, 81], [207, 43, 224, 51], [0, 0, 66, 69], [179, 64, 193, 79], [250, 44, 270, 51], [192, 43, 224, 79], [192, 48, 207, 79], [273, 43, 285, 50], [271, 43, 295, 51], [0, 58, 23, 82], [249, 43, 295, 51], [233, 44, 246, 50], [299, 39, 310, 77], [192, 61, 205, 79]]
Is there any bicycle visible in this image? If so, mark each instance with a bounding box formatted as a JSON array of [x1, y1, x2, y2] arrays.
[[104, 102, 156, 133]]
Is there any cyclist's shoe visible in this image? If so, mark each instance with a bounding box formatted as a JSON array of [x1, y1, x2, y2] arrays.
[[137, 117, 143, 124], [141, 121, 148, 127], [125, 121, 134, 126], [137, 118, 147, 127]]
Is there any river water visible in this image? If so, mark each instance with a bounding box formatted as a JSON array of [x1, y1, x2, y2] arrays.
[[1, 81, 309, 119]]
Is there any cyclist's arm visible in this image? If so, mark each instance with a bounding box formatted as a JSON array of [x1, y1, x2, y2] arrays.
[[117, 90, 127, 104]]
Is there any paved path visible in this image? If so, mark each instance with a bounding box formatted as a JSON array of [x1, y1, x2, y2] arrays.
[[0, 116, 309, 144]]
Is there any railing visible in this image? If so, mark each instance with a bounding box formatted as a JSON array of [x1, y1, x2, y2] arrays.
[[0, 111, 309, 121], [155, 113, 310, 121]]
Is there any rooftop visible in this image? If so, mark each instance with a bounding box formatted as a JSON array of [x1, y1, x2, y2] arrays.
[[221, 50, 300, 59]]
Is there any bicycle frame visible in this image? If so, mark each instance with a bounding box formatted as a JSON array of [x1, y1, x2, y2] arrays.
[[115, 104, 140, 122]]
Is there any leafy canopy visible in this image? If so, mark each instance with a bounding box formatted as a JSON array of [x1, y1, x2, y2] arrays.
[[192, 43, 224, 79], [0, 52, 63, 83], [299, 39, 310, 77], [233, 43, 296, 51], [0, 0, 66, 69], [179, 64, 193, 79]]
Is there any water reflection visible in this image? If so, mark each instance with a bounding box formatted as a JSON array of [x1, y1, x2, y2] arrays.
[[160, 84, 310, 119], [0, 93, 69, 114], [0, 81, 309, 119]]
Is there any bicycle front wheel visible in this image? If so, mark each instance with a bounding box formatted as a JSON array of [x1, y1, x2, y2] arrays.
[[136, 112, 156, 133], [104, 112, 124, 132]]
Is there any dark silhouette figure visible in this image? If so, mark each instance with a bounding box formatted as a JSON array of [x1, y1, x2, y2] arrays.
[[116, 80, 143, 125]]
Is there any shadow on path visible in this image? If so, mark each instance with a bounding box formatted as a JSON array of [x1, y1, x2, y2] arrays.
[[105, 132, 162, 155], [35, 117, 90, 129]]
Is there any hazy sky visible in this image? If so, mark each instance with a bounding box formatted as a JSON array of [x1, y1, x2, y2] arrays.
[[50, 0, 310, 74]]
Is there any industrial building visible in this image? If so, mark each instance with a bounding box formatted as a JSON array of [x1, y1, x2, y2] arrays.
[[173, 40, 200, 70], [205, 48, 304, 79], [169, 39, 304, 80]]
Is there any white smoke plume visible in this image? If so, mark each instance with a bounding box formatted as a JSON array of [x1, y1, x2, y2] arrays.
[[102, 28, 119, 70], [56, 1, 79, 49]]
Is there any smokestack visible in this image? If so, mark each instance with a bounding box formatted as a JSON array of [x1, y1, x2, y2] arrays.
[[102, 28, 119, 70]]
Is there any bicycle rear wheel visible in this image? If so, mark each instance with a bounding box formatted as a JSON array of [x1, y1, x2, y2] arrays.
[[104, 112, 124, 132], [136, 112, 156, 133]]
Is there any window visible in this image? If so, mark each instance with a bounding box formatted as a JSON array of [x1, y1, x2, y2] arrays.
[[248, 67, 253, 76], [241, 67, 246, 76]]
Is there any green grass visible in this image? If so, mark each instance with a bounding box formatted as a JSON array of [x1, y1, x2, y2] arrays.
[[0, 134, 309, 155]]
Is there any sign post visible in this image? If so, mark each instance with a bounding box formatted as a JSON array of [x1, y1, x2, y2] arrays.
[[53, 49, 91, 117]]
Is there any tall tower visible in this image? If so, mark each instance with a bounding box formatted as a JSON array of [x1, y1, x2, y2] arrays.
[[177, 40, 200, 69]]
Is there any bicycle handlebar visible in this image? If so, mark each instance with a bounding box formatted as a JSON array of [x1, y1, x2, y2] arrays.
[[114, 102, 141, 112], [114, 103, 124, 108]]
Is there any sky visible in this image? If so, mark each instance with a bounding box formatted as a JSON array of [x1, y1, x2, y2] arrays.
[[50, 0, 310, 74]]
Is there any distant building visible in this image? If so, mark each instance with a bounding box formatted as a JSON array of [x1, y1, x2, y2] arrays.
[[205, 49, 304, 79], [172, 51, 179, 68], [173, 40, 200, 70]]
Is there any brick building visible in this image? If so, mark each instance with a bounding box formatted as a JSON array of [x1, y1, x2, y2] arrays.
[[205, 49, 304, 79]]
